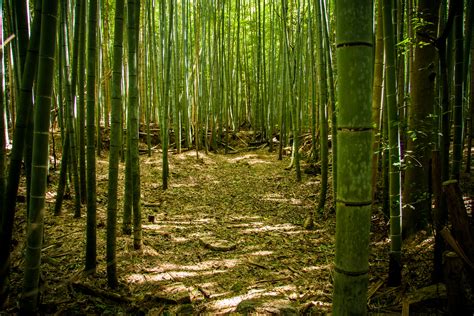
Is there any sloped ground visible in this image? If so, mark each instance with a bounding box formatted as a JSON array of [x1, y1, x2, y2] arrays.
[[3, 146, 451, 315]]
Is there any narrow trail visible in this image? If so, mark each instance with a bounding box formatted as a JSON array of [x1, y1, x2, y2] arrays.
[[6, 148, 337, 315], [5, 148, 439, 314], [123, 149, 335, 314]]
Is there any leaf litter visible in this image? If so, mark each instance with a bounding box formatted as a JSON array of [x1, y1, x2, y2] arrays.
[[3, 145, 451, 315]]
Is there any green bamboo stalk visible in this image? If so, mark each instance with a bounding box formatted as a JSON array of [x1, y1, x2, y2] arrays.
[[127, 0, 142, 250], [78, 0, 87, 205], [162, 0, 173, 189], [12, 0, 29, 76], [107, 0, 125, 288], [54, 0, 81, 218], [0, 0, 6, 255], [316, 0, 328, 212], [451, 1, 464, 180], [321, 0, 337, 201], [371, 1, 384, 202], [0, 0, 42, 305], [19, 0, 58, 312], [85, 0, 98, 275], [333, 0, 374, 313], [466, 4, 474, 173], [382, 0, 402, 286], [402, 0, 440, 238]]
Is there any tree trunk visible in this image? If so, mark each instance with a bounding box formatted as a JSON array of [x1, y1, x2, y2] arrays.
[[371, 0, 384, 202], [85, 0, 98, 275], [383, 0, 402, 286], [19, 0, 59, 312], [403, 0, 440, 239], [316, 0, 328, 212], [107, 0, 125, 288], [451, 1, 464, 180], [127, 0, 142, 250], [333, 0, 374, 314], [0, 0, 42, 305]]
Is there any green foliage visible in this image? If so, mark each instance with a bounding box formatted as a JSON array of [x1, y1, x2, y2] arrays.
[[396, 14, 434, 57]]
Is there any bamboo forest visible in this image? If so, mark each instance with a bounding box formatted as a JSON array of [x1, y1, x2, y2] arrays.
[[0, 0, 474, 314]]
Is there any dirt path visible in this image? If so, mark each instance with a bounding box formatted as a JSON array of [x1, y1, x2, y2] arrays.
[[5, 148, 442, 314], [5, 148, 337, 314], [132, 149, 336, 314]]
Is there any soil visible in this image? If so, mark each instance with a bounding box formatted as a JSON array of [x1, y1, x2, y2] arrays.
[[1, 140, 463, 315]]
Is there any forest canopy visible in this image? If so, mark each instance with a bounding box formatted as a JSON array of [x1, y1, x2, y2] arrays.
[[0, 0, 473, 314]]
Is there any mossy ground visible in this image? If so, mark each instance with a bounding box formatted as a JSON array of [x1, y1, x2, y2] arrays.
[[3, 140, 461, 314]]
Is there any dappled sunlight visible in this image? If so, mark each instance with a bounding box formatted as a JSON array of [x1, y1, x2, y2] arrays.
[[45, 191, 57, 202], [145, 258, 241, 273], [126, 258, 244, 284], [241, 223, 301, 234], [230, 215, 263, 221], [415, 235, 434, 250], [143, 218, 217, 227], [188, 231, 213, 238], [302, 264, 331, 272], [247, 158, 271, 165], [177, 150, 209, 160], [261, 193, 303, 205], [228, 154, 258, 163], [206, 287, 282, 312], [171, 236, 189, 243], [142, 223, 189, 230], [227, 154, 271, 165], [308, 301, 332, 308], [263, 193, 284, 199], [273, 284, 297, 293], [246, 250, 274, 257], [26, 146, 340, 314], [143, 158, 156, 165], [194, 218, 217, 224], [170, 182, 199, 188], [96, 158, 109, 165], [372, 238, 391, 247], [227, 221, 264, 228], [284, 230, 307, 235], [126, 269, 227, 283]]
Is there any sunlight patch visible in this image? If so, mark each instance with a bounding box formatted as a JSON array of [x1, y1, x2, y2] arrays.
[[143, 224, 187, 230], [241, 223, 299, 234], [247, 159, 271, 165], [229, 154, 257, 163], [143, 158, 155, 165], [302, 264, 331, 272], [229, 215, 262, 221], [172, 236, 189, 243], [273, 284, 297, 293], [194, 218, 215, 223], [246, 250, 274, 257], [416, 236, 434, 248], [262, 193, 284, 199], [170, 182, 198, 188], [188, 231, 213, 238], [261, 194, 302, 205], [228, 222, 264, 228], [126, 269, 226, 283], [284, 230, 306, 235], [207, 288, 281, 311], [147, 258, 241, 273]]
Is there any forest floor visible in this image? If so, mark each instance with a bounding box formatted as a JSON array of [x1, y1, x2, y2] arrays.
[[3, 136, 460, 315]]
